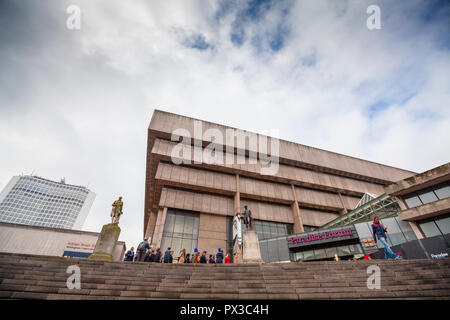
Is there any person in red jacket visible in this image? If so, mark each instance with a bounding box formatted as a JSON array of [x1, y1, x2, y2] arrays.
[[224, 253, 231, 264]]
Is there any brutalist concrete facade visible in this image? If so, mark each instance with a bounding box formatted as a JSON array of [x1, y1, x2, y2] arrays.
[[144, 110, 415, 256]]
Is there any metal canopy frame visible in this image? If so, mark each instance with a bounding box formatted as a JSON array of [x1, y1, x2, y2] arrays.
[[319, 194, 400, 229]]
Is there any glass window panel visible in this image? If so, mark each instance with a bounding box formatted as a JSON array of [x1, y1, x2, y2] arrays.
[[183, 215, 194, 236], [381, 217, 406, 246], [354, 221, 372, 239], [173, 214, 185, 235], [181, 238, 193, 255], [419, 221, 442, 238], [255, 222, 263, 233], [435, 217, 450, 235], [418, 191, 438, 205], [263, 222, 270, 235], [337, 245, 351, 256], [277, 225, 285, 235], [434, 185, 450, 200], [160, 236, 171, 253], [404, 196, 422, 208], [325, 247, 337, 258], [270, 224, 278, 236], [396, 218, 418, 241], [303, 250, 314, 261], [164, 213, 176, 235], [171, 237, 182, 256], [314, 248, 326, 259], [193, 216, 199, 236]]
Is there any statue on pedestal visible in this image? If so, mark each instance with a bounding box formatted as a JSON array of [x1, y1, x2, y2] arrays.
[[110, 196, 123, 224], [243, 205, 253, 230]]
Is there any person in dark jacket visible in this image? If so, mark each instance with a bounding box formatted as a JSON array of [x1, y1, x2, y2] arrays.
[[185, 253, 191, 263], [372, 216, 401, 260], [144, 249, 154, 262], [215, 248, 224, 264], [208, 255, 215, 264], [153, 248, 162, 263], [136, 238, 150, 262], [163, 247, 173, 263], [124, 247, 135, 262], [199, 251, 207, 264]]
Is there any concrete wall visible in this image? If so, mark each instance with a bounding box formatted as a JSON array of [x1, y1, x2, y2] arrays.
[[197, 213, 227, 256], [0, 222, 125, 261]]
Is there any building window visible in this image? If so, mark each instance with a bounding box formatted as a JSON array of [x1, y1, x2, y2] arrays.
[[419, 221, 442, 238], [160, 209, 199, 257], [403, 182, 450, 209], [251, 220, 293, 241], [404, 196, 422, 208], [435, 217, 450, 235], [418, 191, 438, 205], [434, 185, 450, 200]]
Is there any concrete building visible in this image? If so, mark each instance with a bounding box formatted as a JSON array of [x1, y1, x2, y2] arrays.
[[144, 110, 416, 257], [385, 162, 450, 239], [0, 222, 125, 261], [0, 175, 95, 230]]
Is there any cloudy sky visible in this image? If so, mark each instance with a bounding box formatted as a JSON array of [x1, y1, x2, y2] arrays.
[[0, 0, 449, 249]]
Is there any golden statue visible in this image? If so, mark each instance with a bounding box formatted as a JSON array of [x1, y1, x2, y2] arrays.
[[110, 196, 123, 224]]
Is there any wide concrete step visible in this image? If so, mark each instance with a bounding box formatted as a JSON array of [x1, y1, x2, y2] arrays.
[[0, 252, 449, 299]]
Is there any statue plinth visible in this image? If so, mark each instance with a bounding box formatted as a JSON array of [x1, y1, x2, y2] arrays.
[[88, 223, 121, 262], [242, 230, 262, 263]]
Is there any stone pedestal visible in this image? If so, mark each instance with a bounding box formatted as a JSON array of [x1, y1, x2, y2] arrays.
[[242, 230, 262, 263], [88, 223, 121, 262], [233, 238, 243, 264]]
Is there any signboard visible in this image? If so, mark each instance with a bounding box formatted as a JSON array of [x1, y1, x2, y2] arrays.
[[63, 241, 96, 258], [288, 226, 358, 249], [232, 214, 242, 247]]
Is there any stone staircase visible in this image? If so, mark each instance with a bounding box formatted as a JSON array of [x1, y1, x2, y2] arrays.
[[0, 252, 449, 299]]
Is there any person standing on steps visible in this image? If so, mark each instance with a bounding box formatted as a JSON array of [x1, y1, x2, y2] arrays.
[[224, 253, 231, 264], [372, 216, 401, 260], [124, 247, 135, 262], [216, 248, 224, 264], [136, 238, 150, 262], [192, 248, 200, 264], [154, 248, 162, 263], [199, 251, 207, 264], [163, 247, 173, 263], [177, 248, 186, 263]]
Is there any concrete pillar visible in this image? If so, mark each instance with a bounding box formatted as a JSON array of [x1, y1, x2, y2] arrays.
[[290, 184, 304, 234], [396, 196, 408, 211], [150, 207, 167, 248], [408, 221, 424, 240], [337, 192, 348, 215], [234, 174, 240, 215]]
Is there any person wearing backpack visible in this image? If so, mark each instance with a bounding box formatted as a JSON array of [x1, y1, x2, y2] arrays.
[[136, 238, 150, 262], [215, 248, 224, 264], [152, 248, 162, 263], [163, 247, 173, 263], [372, 216, 401, 260]]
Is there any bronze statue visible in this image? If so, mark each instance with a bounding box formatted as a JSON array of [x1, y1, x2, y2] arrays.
[[110, 196, 123, 224], [243, 205, 253, 230]]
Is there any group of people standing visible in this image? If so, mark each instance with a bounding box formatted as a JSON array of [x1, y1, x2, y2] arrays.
[[123, 238, 232, 264]]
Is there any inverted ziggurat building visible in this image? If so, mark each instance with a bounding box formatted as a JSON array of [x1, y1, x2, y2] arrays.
[[144, 110, 416, 257]]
